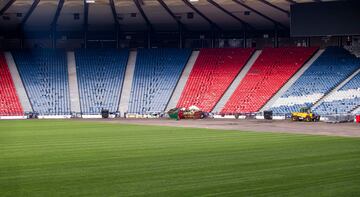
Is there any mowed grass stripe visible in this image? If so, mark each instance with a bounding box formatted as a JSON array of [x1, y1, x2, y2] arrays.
[[0, 120, 359, 197]]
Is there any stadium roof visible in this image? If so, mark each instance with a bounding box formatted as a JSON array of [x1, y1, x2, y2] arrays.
[[0, 0, 337, 32]]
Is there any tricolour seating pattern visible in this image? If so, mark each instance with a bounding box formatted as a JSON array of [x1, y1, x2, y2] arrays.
[[271, 47, 360, 114], [128, 48, 191, 113], [177, 48, 254, 112], [222, 47, 317, 114], [12, 50, 70, 115], [0, 52, 23, 116], [75, 49, 129, 114], [313, 72, 360, 115]]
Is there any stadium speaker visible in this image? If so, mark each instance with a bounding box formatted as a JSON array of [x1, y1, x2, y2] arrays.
[[73, 13, 80, 20], [101, 109, 109, 119], [2, 15, 10, 20], [235, 114, 239, 119], [187, 12, 194, 19], [27, 112, 38, 119], [264, 111, 273, 120]]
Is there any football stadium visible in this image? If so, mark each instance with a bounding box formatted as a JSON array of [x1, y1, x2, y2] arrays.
[[0, 0, 360, 196]]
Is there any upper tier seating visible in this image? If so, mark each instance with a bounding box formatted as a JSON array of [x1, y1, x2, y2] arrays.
[[177, 48, 254, 112], [222, 47, 317, 114], [0, 53, 23, 116], [128, 48, 191, 113], [271, 47, 360, 114], [75, 49, 129, 114], [12, 50, 70, 115], [313, 72, 360, 115]]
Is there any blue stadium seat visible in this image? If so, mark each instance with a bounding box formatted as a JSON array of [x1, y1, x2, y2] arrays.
[[12, 49, 70, 115], [313, 72, 360, 115], [128, 48, 191, 113], [75, 49, 129, 115], [270, 47, 360, 115]]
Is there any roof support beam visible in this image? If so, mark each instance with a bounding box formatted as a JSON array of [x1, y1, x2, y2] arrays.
[[133, 0, 153, 31], [84, 0, 89, 48], [51, 0, 64, 28], [109, 0, 120, 48], [51, 0, 64, 48], [206, 0, 255, 30], [157, 0, 185, 31], [109, 0, 119, 26], [232, 0, 288, 30], [286, 0, 297, 4], [181, 0, 221, 31], [258, 0, 290, 16], [84, 0, 89, 29], [0, 0, 16, 15], [20, 0, 40, 27]]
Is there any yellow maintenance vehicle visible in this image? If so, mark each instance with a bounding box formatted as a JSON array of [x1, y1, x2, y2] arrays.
[[291, 107, 320, 122]]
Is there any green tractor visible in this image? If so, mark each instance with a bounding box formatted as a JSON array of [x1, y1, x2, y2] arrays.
[[291, 107, 320, 122]]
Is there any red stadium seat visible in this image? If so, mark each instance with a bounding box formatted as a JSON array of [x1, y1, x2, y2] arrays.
[[0, 53, 23, 116], [221, 47, 318, 114], [177, 48, 254, 112]]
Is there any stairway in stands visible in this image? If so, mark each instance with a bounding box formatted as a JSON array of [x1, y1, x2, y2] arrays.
[[221, 47, 317, 114], [0, 52, 23, 116], [67, 52, 81, 113], [119, 51, 137, 115], [177, 48, 255, 112]]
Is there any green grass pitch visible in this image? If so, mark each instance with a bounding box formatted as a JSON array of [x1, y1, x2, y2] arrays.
[[0, 120, 359, 196]]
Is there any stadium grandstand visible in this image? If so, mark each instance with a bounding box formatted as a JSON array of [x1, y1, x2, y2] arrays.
[[0, 0, 360, 196]]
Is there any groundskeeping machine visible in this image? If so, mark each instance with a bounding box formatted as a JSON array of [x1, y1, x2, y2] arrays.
[[291, 107, 320, 122], [168, 106, 205, 120]]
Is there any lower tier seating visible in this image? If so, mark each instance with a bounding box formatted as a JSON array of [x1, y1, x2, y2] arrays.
[[0, 53, 23, 116], [4, 47, 359, 116], [271, 47, 360, 114], [12, 50, 70, 115], [75, 49, 129, 114], [128, 48, 191, 113], [222, 47, 317, 114], [177, 48, 254, 112], [313, 72, 360, 115]]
